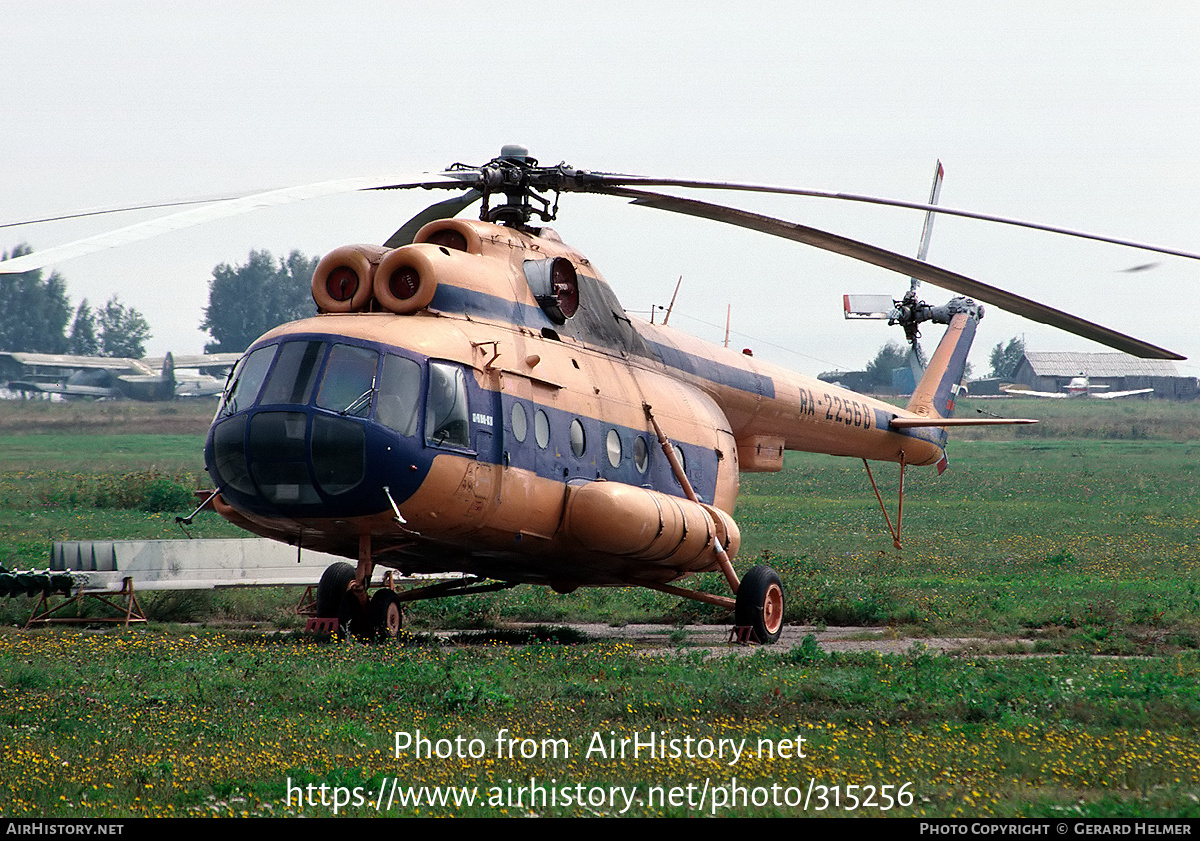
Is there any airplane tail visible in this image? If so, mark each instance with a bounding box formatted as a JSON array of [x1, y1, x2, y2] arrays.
[[159, 351, 176, 400]]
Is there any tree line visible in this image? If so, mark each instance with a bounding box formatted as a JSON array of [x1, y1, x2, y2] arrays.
[[1, 244, 150, 358], [2, 244, 318, 358], [863, 335, 1024, 385]]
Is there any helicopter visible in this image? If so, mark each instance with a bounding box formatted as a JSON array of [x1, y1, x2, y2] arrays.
[[2, 145, 1191, 643]]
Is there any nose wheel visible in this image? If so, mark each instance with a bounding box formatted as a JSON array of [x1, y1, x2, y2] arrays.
[[338, 591, 373, 641], [371, 589, 404, 639], [735, 565, 785, 644]]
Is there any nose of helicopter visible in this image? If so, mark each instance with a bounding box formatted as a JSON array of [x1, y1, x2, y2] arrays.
[[207, 406, 428, 518], [204, 338, 432, 519]]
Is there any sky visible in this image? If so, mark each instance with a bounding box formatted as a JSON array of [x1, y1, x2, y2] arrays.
[[3, 1, 1198, 379]]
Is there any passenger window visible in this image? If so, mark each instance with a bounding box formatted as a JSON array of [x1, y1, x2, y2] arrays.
[[376, 354, 422, 437], [511, 403, 528, 442], [570, 419, 586, 457], [534, 409, 550, 448], [606, 429, 622, 467], [633, 436, 649, 474], [425, 363, 470, 448]]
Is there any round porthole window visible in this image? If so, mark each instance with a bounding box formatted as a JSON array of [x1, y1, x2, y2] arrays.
[[534, 410, 550, 448], [606, 429, 622, 467], [633, 436, 649, 474], [570, 418, 586, 457], [511, 403, 527, 442]]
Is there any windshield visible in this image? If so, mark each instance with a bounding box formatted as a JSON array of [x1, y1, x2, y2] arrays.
[[218, 345, 276, 417], [315, 344, 379, 417]]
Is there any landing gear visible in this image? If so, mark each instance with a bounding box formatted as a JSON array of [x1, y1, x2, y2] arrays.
[[316, 561, 405, 641], [735, 565, 785, 644], [316, 562, 356, 618], [338, 591, 373, 641], [371, 589, 404, 639]]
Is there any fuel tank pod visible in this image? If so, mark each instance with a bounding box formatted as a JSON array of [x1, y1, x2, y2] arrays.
[[562, 480, 740, 571]]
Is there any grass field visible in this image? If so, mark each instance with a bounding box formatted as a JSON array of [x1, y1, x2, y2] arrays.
[[1, 398, 1199, 818]]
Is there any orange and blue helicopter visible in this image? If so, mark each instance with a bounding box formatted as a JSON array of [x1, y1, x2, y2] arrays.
[[4, 146, 1191, 642]]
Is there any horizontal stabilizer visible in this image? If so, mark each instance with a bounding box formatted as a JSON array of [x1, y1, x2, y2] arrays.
[[843, 294, 895, 320], [889, 416, 1037, 428]]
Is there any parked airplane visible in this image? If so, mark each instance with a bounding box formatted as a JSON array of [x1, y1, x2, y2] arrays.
[[2, 351, 240, 400], [1003, 377, 1153, 399]]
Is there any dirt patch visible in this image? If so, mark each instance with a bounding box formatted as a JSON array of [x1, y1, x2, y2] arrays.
[[0, 401, 216, 435], [502, 622, 1001, 656]]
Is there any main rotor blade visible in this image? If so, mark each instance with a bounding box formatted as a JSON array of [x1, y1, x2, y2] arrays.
[[1, 194, 243, 229], [590, 176, 1200, 263], [0, 173, 463, 274], [383, 189, 481, 248], [620, 188, 1184, 360]]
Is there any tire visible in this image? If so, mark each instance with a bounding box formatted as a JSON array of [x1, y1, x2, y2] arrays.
[[371, 589, 404, 640], [316, 562, 356, 618], [735, 565, 785, 644], [339, 591, 372, 641]]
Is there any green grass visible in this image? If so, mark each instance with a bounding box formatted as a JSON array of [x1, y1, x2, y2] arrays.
[[1, 630, 1198, 818], [726, 440, 1200, 651], [0, 433, 207, 472]]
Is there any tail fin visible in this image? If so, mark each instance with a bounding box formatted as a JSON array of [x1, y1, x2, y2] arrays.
[[906, 299, 980, 420], [158, 351, 176, 401], [903, 299, 981, 473]]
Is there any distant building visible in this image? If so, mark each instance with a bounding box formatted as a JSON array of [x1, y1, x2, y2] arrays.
[[1010, 352, 1197, 400], [817, 370, 876, 394]]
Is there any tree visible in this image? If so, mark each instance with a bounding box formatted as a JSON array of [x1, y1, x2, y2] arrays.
[[0, 243, 71, 353], [989, 336, 1025, 378], [201, 250, 319, 353], [97, 295, 151, 358], [865, 341, 909, 386], [68, 300, 100, 355]]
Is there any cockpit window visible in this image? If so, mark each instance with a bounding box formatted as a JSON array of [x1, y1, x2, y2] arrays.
[[376, 354, 422, 437], [259, 340, 324, 406], [425, 363, 470, 448], [219, 345, 276, 417], [316, 344, 379, 417]]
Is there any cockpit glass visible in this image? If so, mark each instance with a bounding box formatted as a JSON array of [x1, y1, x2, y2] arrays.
[[316, 344, 379, 417], [219, 345, 276, 417], [375, 354, 422, 437], [258, 340, 324, 406], [425, 362, 470, 448]]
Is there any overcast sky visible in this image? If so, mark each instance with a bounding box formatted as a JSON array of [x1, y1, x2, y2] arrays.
[[3, 1, 1198, 378]]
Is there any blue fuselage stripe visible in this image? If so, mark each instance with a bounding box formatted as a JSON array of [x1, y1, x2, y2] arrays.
[[431, 283, 775, 400], [645, 340, 775, 399]]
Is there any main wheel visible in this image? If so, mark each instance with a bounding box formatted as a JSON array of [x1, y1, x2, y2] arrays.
[[339, 591, 372, 641], [316, 562, 356, 618], [735, 565, 785, 644], [371, 589, 404, 640]]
